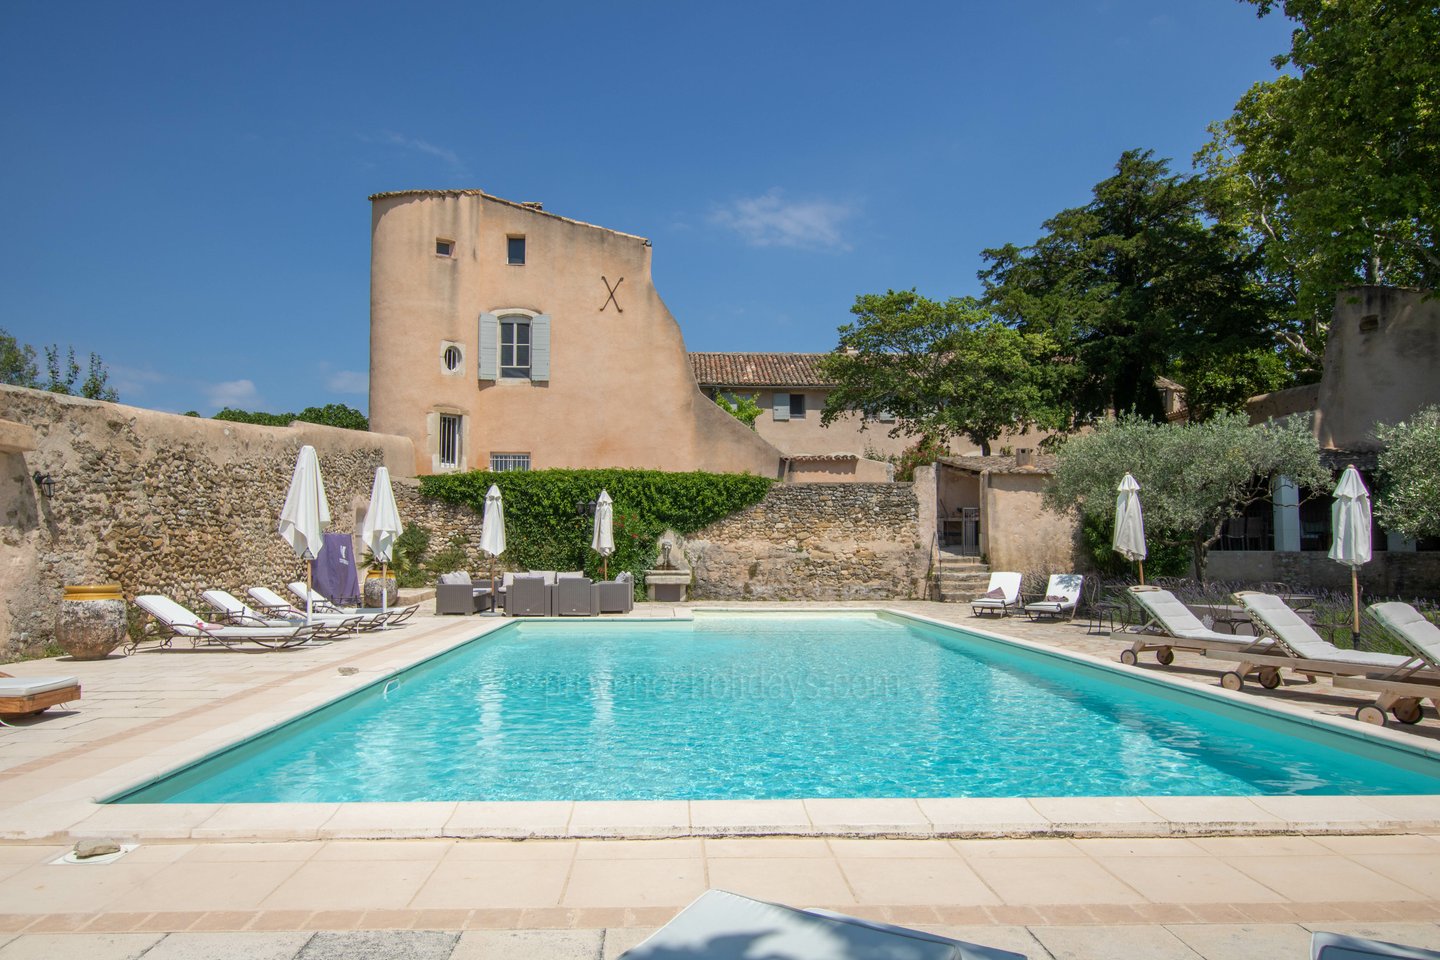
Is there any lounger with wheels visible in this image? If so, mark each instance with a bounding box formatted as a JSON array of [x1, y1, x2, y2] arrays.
[[203, 589, 361, 638], [1211, 592, 1440, 726], [1115, 585, 1273, 667], [970, 572, 1022, 617], [0, 672, 81, 718], [1022, 573, 1084, 621], [287, 582, 418, 627], [255, 586, 389, 631], [133, 595, 314, 651], [621, 889, 1025, 959]]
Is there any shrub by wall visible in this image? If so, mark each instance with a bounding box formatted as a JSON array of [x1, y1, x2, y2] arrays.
[[420, 468, 774, 587]]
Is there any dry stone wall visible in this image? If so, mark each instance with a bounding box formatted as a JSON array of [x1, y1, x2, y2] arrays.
[[0, 386, 423, 656], [684, 482, 926, 600]]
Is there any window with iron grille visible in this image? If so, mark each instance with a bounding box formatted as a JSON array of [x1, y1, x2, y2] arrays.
[[438, 414, 461, 468], [490, 453, 530, 472]]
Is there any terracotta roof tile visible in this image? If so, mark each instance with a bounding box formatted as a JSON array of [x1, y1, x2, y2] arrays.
[[689, 353, 835, 388]]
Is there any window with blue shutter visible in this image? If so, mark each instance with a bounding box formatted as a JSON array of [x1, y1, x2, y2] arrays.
[[530, 314, 551, 381], [478, 313, 499, 381]]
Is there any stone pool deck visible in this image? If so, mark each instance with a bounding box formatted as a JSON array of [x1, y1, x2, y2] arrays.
[[1, 601, 1438, 958]]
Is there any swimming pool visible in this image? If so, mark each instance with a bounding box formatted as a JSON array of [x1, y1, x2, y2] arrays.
[[113, 612, 1440, 803]]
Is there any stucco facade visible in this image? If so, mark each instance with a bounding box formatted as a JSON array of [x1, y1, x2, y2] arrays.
[[689, 352, 1053, 472], [369, 191, 781, 478]]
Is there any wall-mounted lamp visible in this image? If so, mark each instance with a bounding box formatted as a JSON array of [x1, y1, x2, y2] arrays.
[[574, 498, 597, 517], [32, 472, 55, 498]]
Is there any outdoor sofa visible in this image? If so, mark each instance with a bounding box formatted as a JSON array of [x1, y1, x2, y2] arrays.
[[435, 571, 494, 614]]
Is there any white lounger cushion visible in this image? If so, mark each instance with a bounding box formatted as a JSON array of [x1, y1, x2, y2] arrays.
[[1240, 593, 1414, 669], [972, 572, 1022, 606], [1369, 602, 1440, 666], [136, 595, 306, 640], [1130, 588, 1243, 643], [0, 676, 79, 696], [1025, 573, 1084, 613]]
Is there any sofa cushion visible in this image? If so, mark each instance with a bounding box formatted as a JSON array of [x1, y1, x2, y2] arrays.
[[438, 571, 472, 585]]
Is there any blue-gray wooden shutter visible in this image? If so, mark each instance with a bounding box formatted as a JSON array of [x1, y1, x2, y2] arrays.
[[478, 313, 499, 381], [530, 314, 551, 381], [772, 391, 790, 421]]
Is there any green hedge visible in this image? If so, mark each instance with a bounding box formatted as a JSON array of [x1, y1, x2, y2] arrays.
[[420, 468, 774, 588]]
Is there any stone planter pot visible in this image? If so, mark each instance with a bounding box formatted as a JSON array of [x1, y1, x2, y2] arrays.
[[57, 584, 126, 660], [364, 569, 398, 609]]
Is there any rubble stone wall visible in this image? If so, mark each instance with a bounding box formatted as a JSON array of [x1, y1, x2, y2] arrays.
[[684, 482, 926, 600], [0, 386, 430, 656]]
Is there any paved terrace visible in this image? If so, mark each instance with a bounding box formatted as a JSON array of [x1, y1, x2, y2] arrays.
[[1, 602, 1438, 958]]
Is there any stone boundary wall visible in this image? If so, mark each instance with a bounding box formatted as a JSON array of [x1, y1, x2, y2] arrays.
[[0, 386, 433, 656], [684, 482, 926, 600], [1208, 550, 1440, 598]]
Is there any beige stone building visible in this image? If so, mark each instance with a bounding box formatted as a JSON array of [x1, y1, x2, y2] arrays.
[[1208, 286, 1440, 592], [368, 190, 780, 478], [689, 352, 1058, 482]]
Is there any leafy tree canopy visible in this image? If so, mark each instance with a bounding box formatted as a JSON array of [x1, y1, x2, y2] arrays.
[[712, 392, 763, 429], [1375, 405, 1440, 542], [1045, 411, 1327, 579], [980, 150, 1286, 426], [213, 403, 369, 431], [1197, 0, 1440, 375], [819, 290, 1059, 456], [0, 328, 118, 401]]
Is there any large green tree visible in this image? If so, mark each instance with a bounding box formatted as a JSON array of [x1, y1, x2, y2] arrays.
[[980, 150, 1285, 426], [1198, 0, 1440, 375], [1375, 405, 1440, 542], [819, 290, 1058, 455], [1045, 411, 1328, 580]]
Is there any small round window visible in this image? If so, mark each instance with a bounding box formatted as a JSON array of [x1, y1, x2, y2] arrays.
[[443, 345, 463, 371]]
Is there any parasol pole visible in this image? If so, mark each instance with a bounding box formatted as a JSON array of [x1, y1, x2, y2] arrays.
[[1137, 559, 1145, 586], [1352, 567, 1361, 637], [381, 560, 389, 619], [305, 555, 314, 624]]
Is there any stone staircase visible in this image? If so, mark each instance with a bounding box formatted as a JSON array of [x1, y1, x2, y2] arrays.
[[931, 548, 992, 602]]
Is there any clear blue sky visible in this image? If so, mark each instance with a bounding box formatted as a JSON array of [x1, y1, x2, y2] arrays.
[[0, 1, 1294, 417]]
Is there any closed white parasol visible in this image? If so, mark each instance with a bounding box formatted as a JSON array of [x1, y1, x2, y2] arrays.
[[591, 489, 614, 580], [278, 445, 330, 623], [1113, 472, 1147, 584], [360, 466, 403, 619], [480, 484, 506, 615], [1329, 464, 1373, 636]]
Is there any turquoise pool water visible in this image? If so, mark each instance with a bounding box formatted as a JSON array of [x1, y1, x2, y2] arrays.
[[115, 613, 1440, 803]]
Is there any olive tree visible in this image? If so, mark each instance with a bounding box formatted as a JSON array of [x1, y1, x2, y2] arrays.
[[1375, 406, 1440, 541], [1045, 411, 1328, 580]]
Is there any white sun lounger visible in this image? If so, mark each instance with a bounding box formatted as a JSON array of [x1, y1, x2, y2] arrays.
[[133, 595, 313, 652], [1209, 592, 1440, 726], [286, 582, 417, 627], [0, 672, 81, 717], [971, 572, 1023, 617], [1115, 585, 1273, 666], [202, 589, 361, 638], [620, 889, 1025, 959], [1023, 573, 1084, 621], [251, 586, 388, 631]]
